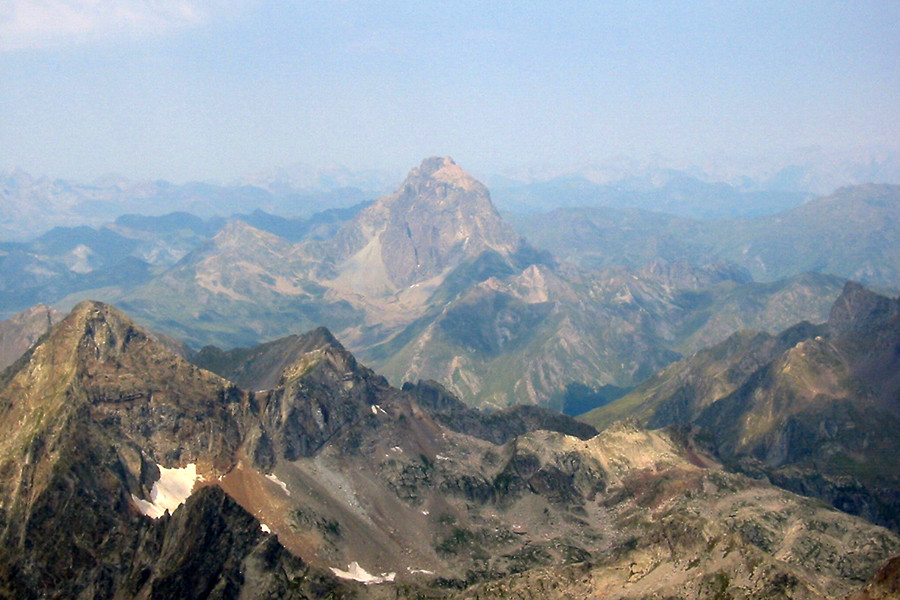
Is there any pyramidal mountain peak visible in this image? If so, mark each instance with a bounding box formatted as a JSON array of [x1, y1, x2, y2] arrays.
[[191, 326, 348, 393], [828, 280, 899, 334], [330, 156, 524, 290], [0, 300, 245, 478], [274, 326, 363, 387]]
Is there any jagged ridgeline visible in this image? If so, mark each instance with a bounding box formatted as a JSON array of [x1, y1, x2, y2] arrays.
[[582, 282, 900, 533], [0, 300, 898, 599], [105, 157, 847, 411]]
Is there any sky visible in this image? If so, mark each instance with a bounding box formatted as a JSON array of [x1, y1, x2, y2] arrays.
[[1, 1, 898, 183]]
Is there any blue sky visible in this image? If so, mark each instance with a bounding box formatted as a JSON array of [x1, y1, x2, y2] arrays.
[[1, 1, 898, 182]]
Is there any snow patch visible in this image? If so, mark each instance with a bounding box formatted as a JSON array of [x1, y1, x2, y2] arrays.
[[265, 473, 291, 496], [131, 463, 200, 518], [330, 562, 396, 584]]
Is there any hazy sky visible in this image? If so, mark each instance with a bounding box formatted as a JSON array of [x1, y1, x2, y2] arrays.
[[1, 1, 898, 182]]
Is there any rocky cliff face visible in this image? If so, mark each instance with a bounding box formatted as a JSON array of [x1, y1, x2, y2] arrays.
[[328, 157, 523, 290], [0, 301, 361, 599]]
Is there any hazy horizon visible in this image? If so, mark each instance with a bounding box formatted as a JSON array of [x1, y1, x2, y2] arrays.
[[1, 1, 898, 184]]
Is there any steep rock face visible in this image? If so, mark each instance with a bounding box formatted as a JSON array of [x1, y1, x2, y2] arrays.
[[328, 157, 523, 290], [849, 556, 900, 600], [133, 486, 359, 600], [0, 303, 60, 371], [828, 281, 898, 335], [0, 302, 246, 477], [249, 328, 397, 464], [0, 301, 252, 598]]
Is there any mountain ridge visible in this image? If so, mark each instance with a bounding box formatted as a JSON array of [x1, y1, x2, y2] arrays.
[[513, 183, 900, 288], [0, 300, 898, 598], [582, 282, 900, 531]]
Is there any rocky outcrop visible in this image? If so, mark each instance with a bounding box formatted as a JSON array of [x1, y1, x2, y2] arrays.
[[134, 486, 358, 600], [848, 556, 900, 600], [250, 328, 397, 463]]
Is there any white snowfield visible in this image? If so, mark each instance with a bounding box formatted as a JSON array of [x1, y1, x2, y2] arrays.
[[330, 562, 396, 584], [131, 463, 202, 518], [265, 473, 291, 496]]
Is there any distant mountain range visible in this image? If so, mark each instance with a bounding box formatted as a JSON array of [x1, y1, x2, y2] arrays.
[[0, 168, 377, 241], [490, 146, 900, 207], [512, 183, 900, 289], [6, 147, 898, 241], [10, 158, 900, 410], [493, 171, 811, 218]]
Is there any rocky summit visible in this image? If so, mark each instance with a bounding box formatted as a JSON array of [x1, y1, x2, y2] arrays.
[[0, 300, 897, 599], [327, 156, 524, 290]]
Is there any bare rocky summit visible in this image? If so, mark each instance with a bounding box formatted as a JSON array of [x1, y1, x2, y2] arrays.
[[327, 156, 523, 289]]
